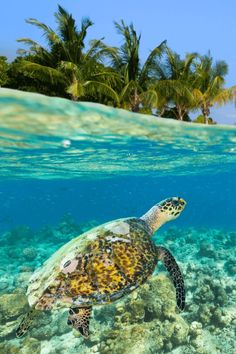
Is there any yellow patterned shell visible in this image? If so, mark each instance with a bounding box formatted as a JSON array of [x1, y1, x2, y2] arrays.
[[27, 218, 157, 309]]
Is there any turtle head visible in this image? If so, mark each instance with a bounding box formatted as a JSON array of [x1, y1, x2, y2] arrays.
[[141, 197, 186, 234], [157, 197, 186, 221]]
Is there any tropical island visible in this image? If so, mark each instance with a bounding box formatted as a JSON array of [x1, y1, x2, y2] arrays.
[[0, 5, 235, 124]]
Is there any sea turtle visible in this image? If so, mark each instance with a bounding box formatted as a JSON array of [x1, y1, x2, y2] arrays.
[[16, 196, 186, 339]]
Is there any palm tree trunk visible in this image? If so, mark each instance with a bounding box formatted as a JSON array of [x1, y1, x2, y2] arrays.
[[70, 74, 78, 101], [131, 88, 140, 112], [201, 105, 210, 124], [159, 107, 166, 117], [176, 105, 184, 121]]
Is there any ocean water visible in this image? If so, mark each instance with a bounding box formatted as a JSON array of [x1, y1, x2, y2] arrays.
[[0, 88, 235, 354]]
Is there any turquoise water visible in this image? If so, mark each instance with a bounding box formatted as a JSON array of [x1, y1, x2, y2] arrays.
[[0, 88, 235, 353]]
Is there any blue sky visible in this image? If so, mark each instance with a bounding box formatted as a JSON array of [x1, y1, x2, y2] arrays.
[[1, 0, 236, 124]]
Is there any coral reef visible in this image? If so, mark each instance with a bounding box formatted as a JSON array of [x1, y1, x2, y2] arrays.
[[97, 275, 189, 353], [0, 220, 235, 353]]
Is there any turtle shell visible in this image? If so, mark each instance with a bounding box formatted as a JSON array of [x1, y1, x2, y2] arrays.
[[27, 217, 157, 309]]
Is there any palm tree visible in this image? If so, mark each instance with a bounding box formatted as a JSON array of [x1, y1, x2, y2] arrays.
[[192, 53, 233, 124], [110, 20, 166, 112], [16, 5, 119, 102], [150, 47, 198, 120]]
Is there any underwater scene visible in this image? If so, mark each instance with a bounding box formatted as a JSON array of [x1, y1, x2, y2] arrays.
[[0, 88, 235, 354]]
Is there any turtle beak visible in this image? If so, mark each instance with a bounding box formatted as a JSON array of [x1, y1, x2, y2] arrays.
[[179, 197, 186, 205], [178, 198, 187, 208]]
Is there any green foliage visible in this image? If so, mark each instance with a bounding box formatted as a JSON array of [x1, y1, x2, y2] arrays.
[[160, 107, 191, 122], [139, 106, 152, 115], [12, 5, 120, 103], [110, 20, 166, 112], [192, 115, 216, 124], [192, 53, 232, 122], [0, 56, 9, 86], [3, 6, 235, 124], [153, 48, 198, 120], [6, 57, 66, 97]]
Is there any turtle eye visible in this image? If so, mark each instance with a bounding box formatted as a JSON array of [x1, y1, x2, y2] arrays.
[[172, 200, 179, 207]]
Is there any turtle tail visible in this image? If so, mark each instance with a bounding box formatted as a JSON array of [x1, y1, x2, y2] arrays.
[[16, 308, 37, 338]]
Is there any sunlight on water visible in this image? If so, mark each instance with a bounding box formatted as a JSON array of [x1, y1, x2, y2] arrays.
[[0, 89, 235, 354]]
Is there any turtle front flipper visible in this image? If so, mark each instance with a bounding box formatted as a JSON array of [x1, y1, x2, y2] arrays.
[[156, 246, 185, 311], [67, 306, 92, 339], [16, 308, 37, 338]]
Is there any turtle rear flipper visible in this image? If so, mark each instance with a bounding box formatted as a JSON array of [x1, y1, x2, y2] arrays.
[[156, 246, 185, 310], [67, 306, 92, 339], [16, 308, 37, 338]]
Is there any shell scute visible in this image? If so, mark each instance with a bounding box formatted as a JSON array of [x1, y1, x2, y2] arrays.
[[27, 218, 156, 308]]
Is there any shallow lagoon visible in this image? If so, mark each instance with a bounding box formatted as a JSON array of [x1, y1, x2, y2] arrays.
[[0, 89, 235, 353]]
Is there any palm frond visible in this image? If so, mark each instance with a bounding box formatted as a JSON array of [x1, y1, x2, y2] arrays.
[[66, 80, 85, 99], [83, 81, 120, 103], [139, 40, 167, 85], [86, 39, 118, 64], [114, 20, 141, 81], [59, 60, 78, 72], [25, 18, 59, 46], [140, 89, 158, 108], [16, 60, 66, 85], [213, 60, 228, 77], [16, 38, 49, 58], [183, 53, 198, 75], [119, 80, 141, 102], [212, 87, 235, 106], [56, 5, 78, 42]]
